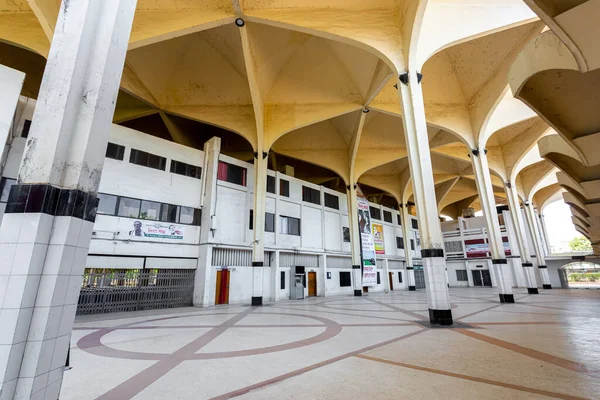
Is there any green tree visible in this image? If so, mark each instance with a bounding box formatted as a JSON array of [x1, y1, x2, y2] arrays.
[[568, 236, 592, 252]]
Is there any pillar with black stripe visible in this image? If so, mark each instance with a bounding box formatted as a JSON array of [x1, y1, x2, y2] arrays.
[[524, 202, 552, 289], [0, 1, 137, 397], [400, 204, 416, 291], [396, 71, 453, 325], [251, 150, 269, 306], [346, 185, 363, 296], [470, 148, 515, 303]]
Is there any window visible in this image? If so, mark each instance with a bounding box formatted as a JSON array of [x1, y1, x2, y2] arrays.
[[0, 178, 16, 203], [377, 272, 381, 285], [397, 214, 402, 225], [280, 216, 301, 236], [396, 237, 404, 249], [265, 212, 275, 233], [118, 197, 141, 218], [267, 175, 276, 194], [129, 149, 166, 171], [97, 193, 118, 215], [280, 271, 285, 290], [139, 200, 161, 220], [217, 161, 247, 186], [343, 227, 351, 243], [339, 271, 352, 287], [170, 160, 201, 179], [383, 210, 392, 223], [302, 186, 320, 205], [398, 271, 403, 283], [410, 239, 415, 250], [162, 204, 179, 223], [280, 179, 290, 197], [370, 206, 381, 220], [21, 120, 32, 138], [179, 206, 197, 225], [456, 270, 468, 282], [412, 219, 419, 230], [324, 193, 339, 210], [105, 142, 125, 161], [250, 211, 275, 232]]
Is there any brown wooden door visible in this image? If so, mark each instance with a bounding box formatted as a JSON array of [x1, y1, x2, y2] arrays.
[[307, 272, 317, 297], [215, 269, 230, 304], [388, 272, 394, 291]]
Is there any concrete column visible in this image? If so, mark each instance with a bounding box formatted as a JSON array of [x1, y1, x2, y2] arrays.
[[0, 65, 24, 177], [194, 137, 221, 307], [465, 261, 474, 287], [397, 72, 452, 325], [0, 1, 136, 399], [401, 204, 416, 291], [524, 202, 552, 289], [320, 253, 328, 297], [470, 150, 514, 303], [251, 152, 268, 306], [346, 186, 363, 296], [505, 182, 539, 294], [539, 213, 552, 255], [383, 258, 390, 293]]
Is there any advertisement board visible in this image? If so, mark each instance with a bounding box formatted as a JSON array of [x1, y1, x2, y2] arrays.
[[357, 186, 377, 287], [372, 223, 385, 255], [128, 220, 184, 240], [465, 237, 512, 258]]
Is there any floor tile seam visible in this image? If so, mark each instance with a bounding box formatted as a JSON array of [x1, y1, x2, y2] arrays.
[[452, 328, 600, 378], [207, 328, 428, 400], [353, 354, 589, 400]]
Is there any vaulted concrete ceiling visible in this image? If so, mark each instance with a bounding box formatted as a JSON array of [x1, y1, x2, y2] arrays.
[[0, 0, 577, 227]]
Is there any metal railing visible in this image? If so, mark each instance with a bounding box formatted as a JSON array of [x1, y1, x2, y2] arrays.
[[77, 268, 195, 315]]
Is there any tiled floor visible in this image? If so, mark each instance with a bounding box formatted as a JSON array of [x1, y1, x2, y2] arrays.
[[61, 288, 600, 399]]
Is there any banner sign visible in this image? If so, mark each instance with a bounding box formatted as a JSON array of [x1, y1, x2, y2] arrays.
[[357, 186, 377, 287], [465, 237, 511, 258], [372, 223, 385, 255], [129, 220, 184, 240]]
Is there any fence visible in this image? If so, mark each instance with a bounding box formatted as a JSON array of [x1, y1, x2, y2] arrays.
[[77, 268, 195, 315]]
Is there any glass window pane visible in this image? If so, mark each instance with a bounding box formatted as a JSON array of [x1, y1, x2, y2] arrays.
[[265, 212, 275, 232], [97, 193, 117, 215], [140, 200, 161, 220], [267, 175, 276, 194], [280, 179, 290, 197], [343, 227, 350, 242], [179, 206, 195, 224], [117, 197, 141, 218], [0, 178, 17, 203], [161, 204, 179, 223]]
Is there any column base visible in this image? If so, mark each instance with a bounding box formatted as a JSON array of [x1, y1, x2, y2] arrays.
[[543, 284, 552, 289], [527, 288, 539, 294], [428, 309, 453, 326], [408, 286, 416, 291], [499, 294, 515, 303], [354, 290, 362, 296], [251, 296, 263, 306]]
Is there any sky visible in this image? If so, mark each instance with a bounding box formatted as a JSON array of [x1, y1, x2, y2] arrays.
[[543, 200, 581, 253]]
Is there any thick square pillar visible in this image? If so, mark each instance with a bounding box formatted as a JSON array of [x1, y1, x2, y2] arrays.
[[525, 202, 552, 289], [346, 186, 363, 296], [0, 65, 25, 177], [397, 72, 452, 324], [0, 1, 136, 398], [251, 151, 268, 306]]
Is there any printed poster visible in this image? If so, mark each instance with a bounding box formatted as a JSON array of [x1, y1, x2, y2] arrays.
[[465, 237, 511, 258], [129, 220, 184, 240], [372, 223, 385, 255], [357, 185, 377, 287]]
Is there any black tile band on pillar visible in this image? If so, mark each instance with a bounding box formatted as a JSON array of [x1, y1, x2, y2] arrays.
[[539, 265, 552, 289], [251, 261, 263, 306], [421, 248, 453, 326], [406, 266, 416, 291], [5, 183, 98, 222], [492, 259, 515, 303], [352, 265, 362, 296], [522, 262, 539, 294]]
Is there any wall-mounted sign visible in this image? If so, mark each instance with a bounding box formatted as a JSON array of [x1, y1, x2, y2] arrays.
[[357, 185, 377, 287], [372, 223, 385, 255], [465, 237, 511, 258], [129, 221, 184, 240]]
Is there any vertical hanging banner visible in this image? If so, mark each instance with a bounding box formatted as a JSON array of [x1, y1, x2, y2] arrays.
[[357, 186, 378, 287], [372, 223, 385, 254]]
